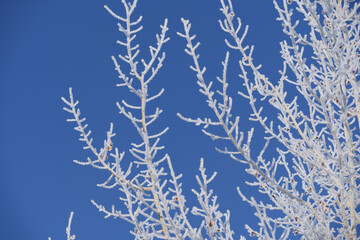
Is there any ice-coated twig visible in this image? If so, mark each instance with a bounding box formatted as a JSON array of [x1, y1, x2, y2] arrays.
[[48, 212, 75, 240], [191, 158, 234, 240], [62, 88, 149, 191], [66, 212, 75, 240]]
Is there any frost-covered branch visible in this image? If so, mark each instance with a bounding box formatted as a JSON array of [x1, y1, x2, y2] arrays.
[[59, 0, 359, 239], [49, 212, 75, 240], [179, 0, 360, 238], [62, 0, 238, 239], [191, 159, 235, 240]]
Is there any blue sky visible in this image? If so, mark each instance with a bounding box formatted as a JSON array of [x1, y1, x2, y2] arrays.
[[0, 0, 286, 239]]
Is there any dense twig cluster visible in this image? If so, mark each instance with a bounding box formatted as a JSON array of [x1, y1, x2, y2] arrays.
[[60, 0, 234, 239], [178, 0, 360, 238], [57, 0, 360, 239]]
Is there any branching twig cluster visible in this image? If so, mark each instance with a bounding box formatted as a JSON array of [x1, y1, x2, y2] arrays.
[[60, 0, 234, 239], [57, 0, 359, 239], [178, 0, 360, 238]]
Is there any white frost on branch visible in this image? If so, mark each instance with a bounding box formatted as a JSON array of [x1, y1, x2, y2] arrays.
[[49, 212, 75, 240], [57, 0, 360, 239], [178, 0, 360, 239], [60, 0, 236, 239]]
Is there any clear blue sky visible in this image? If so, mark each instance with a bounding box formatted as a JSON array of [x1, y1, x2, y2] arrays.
[[0, 0, 285, 239]]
